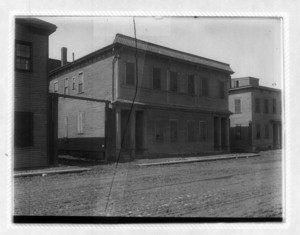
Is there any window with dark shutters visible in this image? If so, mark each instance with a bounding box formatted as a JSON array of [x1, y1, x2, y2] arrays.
[[14, 112, 33, 147]]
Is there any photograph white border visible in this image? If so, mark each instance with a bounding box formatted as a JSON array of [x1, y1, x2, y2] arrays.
[[1, 0, 297, 234]]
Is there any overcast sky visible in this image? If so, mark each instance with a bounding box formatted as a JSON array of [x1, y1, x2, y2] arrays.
[[40, 16, 282, 88]]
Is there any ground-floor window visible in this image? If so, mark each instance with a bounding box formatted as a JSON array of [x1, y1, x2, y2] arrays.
[[187, 120, 196, 142], [14, 111, 33, 147], [235, 124, 242, 140], [256, 124, 261, 139], [265, 124, 269, 139], [155, 119, 164, 142], [199, 121, 207, 141], [170, 120, 178, 142], [77, 112, 84, 134]]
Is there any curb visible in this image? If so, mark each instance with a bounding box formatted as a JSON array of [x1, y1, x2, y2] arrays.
[[14, 167, 91, 178], [136, 154, 260, 167]]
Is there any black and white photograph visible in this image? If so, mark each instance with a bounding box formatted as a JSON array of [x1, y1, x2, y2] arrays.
[[12, 15, 284, 223], [3, 0, 300, 233]]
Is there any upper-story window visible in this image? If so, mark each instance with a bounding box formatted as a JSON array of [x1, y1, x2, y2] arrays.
[[152, 67, 161, 90], [169, 71, 178, 92], [264, 99, 269, 113], [64, 78, 69, 95], [72, 77, 76, 90], [234, 80, 239, 88], [219, 81, 226, 99], [188, 75, 195, 95], [255, 98, 260, 113], [234, 99, 241, 113], [78, 72, 84, 93], [200, 77, 209, 96], [54, 81, 58, 93], [125, 62, 135, 86], [272, 98, 277, 114], [15, 41, 32, 71]]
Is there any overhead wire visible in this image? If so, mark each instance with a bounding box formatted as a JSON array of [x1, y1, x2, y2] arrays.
[[105, 16, 139, 213]]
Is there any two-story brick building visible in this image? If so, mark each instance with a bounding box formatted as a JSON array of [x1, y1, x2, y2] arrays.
[[49, 34, 234, 160], [14, 18, 57, 169], [228, 77, 282, 152]]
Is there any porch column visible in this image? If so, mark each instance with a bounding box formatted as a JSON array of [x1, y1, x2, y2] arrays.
[[218, 117, 222, 151], [130, 109, 136, 158], [115, 108, 121, 159]]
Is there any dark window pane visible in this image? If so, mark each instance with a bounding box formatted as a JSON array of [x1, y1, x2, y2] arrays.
[[219, 81, 225, 99], [126, 62, 135, 85], [255, 98, 260, 113], [188, 75, 195, 94], [15, 41, 32, 71], [202, 77, 209, 96], [235, 124, 242, 140], [170, 71, 178, 92], [153, 68, 161, 89], [14, 112, 33, 147]]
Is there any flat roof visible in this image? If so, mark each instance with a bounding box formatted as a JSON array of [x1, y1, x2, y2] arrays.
[[16, 17, 57, 35], [50, 34, 234, 77]]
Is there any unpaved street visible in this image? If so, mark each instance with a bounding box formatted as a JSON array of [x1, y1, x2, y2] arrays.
[[14, 150, 282, 217]]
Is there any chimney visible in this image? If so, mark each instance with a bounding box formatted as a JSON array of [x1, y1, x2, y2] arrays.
[[61, 47, 67, 66]]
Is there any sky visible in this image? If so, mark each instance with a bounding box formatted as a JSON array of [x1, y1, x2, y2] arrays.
[[40, 16, 282, 88]]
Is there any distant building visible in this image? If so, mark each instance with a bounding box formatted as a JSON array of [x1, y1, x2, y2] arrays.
[[228, 77, 282, 152], [49, 34, 234, 160], [14, 18, 57, 169]]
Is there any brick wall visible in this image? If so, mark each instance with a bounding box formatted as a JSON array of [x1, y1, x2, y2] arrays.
[[14, 24, 50, 169]]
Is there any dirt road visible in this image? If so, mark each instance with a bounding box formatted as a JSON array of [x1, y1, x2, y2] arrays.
[[14, 150, 282, 217]]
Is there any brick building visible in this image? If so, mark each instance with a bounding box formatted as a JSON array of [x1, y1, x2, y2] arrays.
[[228, 77, 282, 152], [49, 34, 234, 160], [14, 18, 57, 169]]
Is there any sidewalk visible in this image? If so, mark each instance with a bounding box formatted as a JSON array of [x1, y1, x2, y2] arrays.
[[14, 165, 91, 178], [135, 153, 260, 167]]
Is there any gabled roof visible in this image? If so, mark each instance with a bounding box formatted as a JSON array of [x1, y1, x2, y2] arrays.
[[114, 34, 234, 74]]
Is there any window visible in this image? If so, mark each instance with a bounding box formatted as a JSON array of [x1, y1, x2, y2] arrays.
[[264, 99, 269, 113], [170, 120, 178, 142], [77, 112, 84, 134], [64, 78, 69, 95], [187, 120, 196, 142], [14, 111, 33, 147], [78, 72, 84, 93], [72, 77, 76, 90], [126, 62, 135, 85], [235, 124, 242, 140], [200, 77, 209, 96], [199, 121, 207, 141], [219, 81, 225, 99], [234, 99, 241, 113], [54, 81, 58, 93], [265, 124, 269, 139], [273, 98, 277, 114], [256, 124, 261, 139], [187, 75, 195, 95], [234, 80, 239, 88], [155, 119, 164, 142], [153, 67, 161, 89], [255, 98, 260, 113], [169, 71, 178, 92], [64, 117, 68, 138], [15, 41, 32, 71]]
